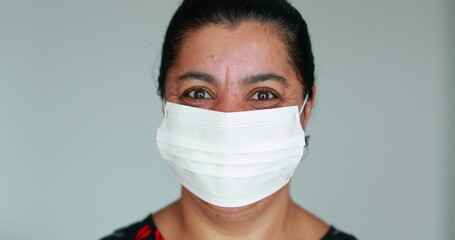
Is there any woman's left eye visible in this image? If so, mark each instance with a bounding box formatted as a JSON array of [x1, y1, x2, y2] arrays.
[[250, 90, 276, 101]]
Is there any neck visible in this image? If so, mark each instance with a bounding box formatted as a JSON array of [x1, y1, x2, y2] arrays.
[[178, 185, 293, 240]]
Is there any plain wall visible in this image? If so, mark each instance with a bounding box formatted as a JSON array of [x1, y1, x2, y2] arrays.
[[0, 1, 451, 239], [448, 0, 455, 237]]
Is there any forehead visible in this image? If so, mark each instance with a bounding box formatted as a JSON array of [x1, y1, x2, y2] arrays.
[[168, 21, 297, 83]]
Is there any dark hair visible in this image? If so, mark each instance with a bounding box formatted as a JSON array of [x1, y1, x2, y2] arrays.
[[157, 0, 314, 99]]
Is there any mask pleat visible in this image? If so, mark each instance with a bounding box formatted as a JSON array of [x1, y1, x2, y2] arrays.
[[156, 102, 306, 208]]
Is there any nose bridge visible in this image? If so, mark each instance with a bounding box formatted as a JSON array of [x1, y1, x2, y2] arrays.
[[212, 87, 247, 113], [214, 100, 242, 113], [212, 66, 249, 113], [213, 92, 246, 112]]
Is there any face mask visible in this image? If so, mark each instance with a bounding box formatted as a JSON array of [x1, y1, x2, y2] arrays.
[[156, 98, 308, 208]]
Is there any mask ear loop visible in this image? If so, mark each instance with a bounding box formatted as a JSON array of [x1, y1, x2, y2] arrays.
[[299, 94, 310, 148], [162, 100, 167, 117], [299, 94, 309, 115]]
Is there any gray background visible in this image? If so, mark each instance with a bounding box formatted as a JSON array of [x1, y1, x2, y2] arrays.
[[0, 0, 452, 239]]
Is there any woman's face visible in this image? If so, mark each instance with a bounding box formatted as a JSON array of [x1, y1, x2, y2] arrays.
[[165, 21, 313, 126]]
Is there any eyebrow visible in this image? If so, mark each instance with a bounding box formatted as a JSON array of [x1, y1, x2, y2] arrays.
[[241, 73, 288, 87], [176, 72, 218, 85], [176, 71, 288, 87]]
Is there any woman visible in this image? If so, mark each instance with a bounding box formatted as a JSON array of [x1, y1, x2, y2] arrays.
[[102, 0, 356, 239]]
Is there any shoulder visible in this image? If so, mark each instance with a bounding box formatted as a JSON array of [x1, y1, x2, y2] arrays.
[[288, 203, 355, 240], [321, 226, 357, 240], [100, 214, 164, 240]]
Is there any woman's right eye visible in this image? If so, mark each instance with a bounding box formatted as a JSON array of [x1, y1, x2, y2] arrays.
[[185, 88, 212, 99]]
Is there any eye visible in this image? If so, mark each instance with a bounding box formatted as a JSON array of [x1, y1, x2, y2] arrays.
[[185, 88, 212, 99], [250, 89, 276, 101]]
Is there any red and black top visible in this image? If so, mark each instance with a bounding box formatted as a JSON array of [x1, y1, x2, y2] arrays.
[[101, 214, 357, 240]]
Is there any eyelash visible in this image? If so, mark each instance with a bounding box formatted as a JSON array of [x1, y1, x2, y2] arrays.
[[182, 87, 213, 100], [182, 87, 279, 101], [250, 88, 279, 101]]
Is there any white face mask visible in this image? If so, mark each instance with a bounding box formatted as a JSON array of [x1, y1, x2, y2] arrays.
[[156, 99, 308, 208]]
